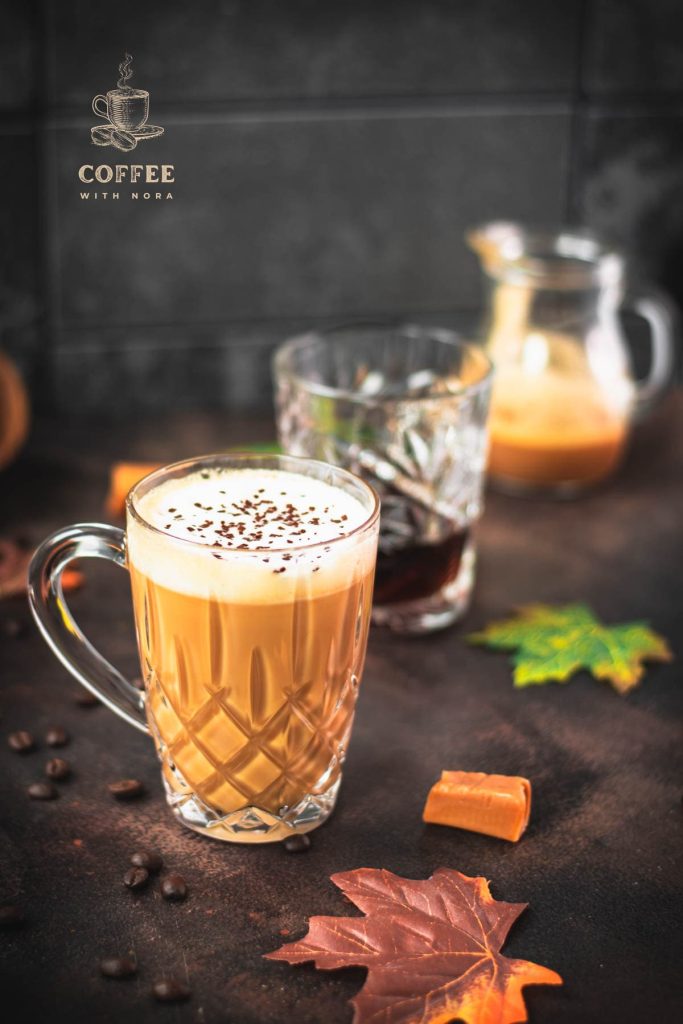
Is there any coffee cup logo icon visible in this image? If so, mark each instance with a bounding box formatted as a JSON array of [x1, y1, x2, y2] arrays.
[[91, 54, 164, 152]]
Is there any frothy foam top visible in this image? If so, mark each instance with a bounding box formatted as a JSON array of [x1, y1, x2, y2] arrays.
[[127, 468, 376, 602], [136, 468, 367, 548]]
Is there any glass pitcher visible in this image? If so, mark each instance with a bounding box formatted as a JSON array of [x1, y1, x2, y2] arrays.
[[467, 222, 676, 495]]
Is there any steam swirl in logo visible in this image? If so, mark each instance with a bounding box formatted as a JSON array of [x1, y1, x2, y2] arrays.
[[117, 53, 134, 91]]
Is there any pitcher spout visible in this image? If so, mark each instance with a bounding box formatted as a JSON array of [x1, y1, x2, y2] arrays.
[[467, 221, 623, 288], [466, 221, 526, 275]]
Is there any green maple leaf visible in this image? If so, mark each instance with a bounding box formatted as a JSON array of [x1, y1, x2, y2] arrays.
[[468, 603, 672, 695], [230, 442, 282, 454]]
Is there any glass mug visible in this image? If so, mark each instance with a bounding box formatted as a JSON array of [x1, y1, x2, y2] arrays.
[[28, 454, 380, 843], [273, 324, 492, 635]]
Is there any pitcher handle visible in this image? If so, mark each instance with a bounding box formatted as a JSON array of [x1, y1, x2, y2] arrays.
[[28, 523, 149, 734], [623, 286, 678, 415]]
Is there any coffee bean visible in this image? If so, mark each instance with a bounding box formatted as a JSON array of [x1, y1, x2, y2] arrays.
[[0, 904, 25, 928], [108, 779, 144, 800], [45, 758, 71, 781], [160, 874, 187, 901], [100, 956, 137, 978], [283, 833, 311, 853], [130, 849, 163, 874], [123, 867, 149, 891], [8, 731, 35, 753], [152, 979, 191, 1003], [45, 726, 69, 748], [28, 782, 58, 801], [75, 690, 100, 707]]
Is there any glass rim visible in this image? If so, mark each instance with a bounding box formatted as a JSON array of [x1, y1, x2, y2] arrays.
[[273, 322, 494, 406], [126, 452, 381, 556], [466, 221, 625, 288]]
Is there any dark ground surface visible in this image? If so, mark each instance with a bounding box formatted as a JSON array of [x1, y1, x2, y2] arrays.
[[1, 401, 682, 1024]]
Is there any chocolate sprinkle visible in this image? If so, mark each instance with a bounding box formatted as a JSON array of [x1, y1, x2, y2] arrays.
[[140, 470, 365, 571]]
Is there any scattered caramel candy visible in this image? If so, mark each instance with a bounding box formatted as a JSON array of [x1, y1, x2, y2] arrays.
[[105, 462, 161, 517], [423, 770, 531, 842]]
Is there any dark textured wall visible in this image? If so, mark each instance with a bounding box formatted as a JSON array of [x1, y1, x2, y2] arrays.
[[1, 0, 681, 415]]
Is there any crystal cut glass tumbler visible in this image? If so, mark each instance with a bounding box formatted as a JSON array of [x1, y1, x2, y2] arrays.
[[28, 454, 380, 843], [274, 324, 493, 634]]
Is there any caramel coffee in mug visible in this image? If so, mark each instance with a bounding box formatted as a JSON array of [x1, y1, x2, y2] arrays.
[[127, 467, 375, 830]]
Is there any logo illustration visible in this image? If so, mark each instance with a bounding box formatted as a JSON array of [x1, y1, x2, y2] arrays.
[[91, 53, 164, 152]]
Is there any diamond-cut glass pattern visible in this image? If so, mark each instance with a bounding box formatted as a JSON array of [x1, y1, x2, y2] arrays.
[[274, 326, 491, 632], [131, 562, 374, 842], [277, 376, 490, 550]]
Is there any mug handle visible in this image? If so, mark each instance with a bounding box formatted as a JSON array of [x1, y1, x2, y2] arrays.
[[623, 286, 678, 415], [92, 94, 109, 119], [28, 523, 149, 734]]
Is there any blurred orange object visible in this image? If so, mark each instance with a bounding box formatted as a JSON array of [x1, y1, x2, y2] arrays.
[[0, 538, 83, 599], [0, 350, 30, 470], [106, 462, 161, 517], [423, 770, 531, 842]]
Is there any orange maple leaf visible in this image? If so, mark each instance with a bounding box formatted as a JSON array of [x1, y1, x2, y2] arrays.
[[266, 867, 562, 1024]]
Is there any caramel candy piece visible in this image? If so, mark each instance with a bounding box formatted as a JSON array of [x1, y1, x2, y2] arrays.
[[106, 463, 161, 517], [423, 771, 531, 842]]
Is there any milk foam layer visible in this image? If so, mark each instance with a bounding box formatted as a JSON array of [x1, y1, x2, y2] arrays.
[[127, 468, 377, 603]]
